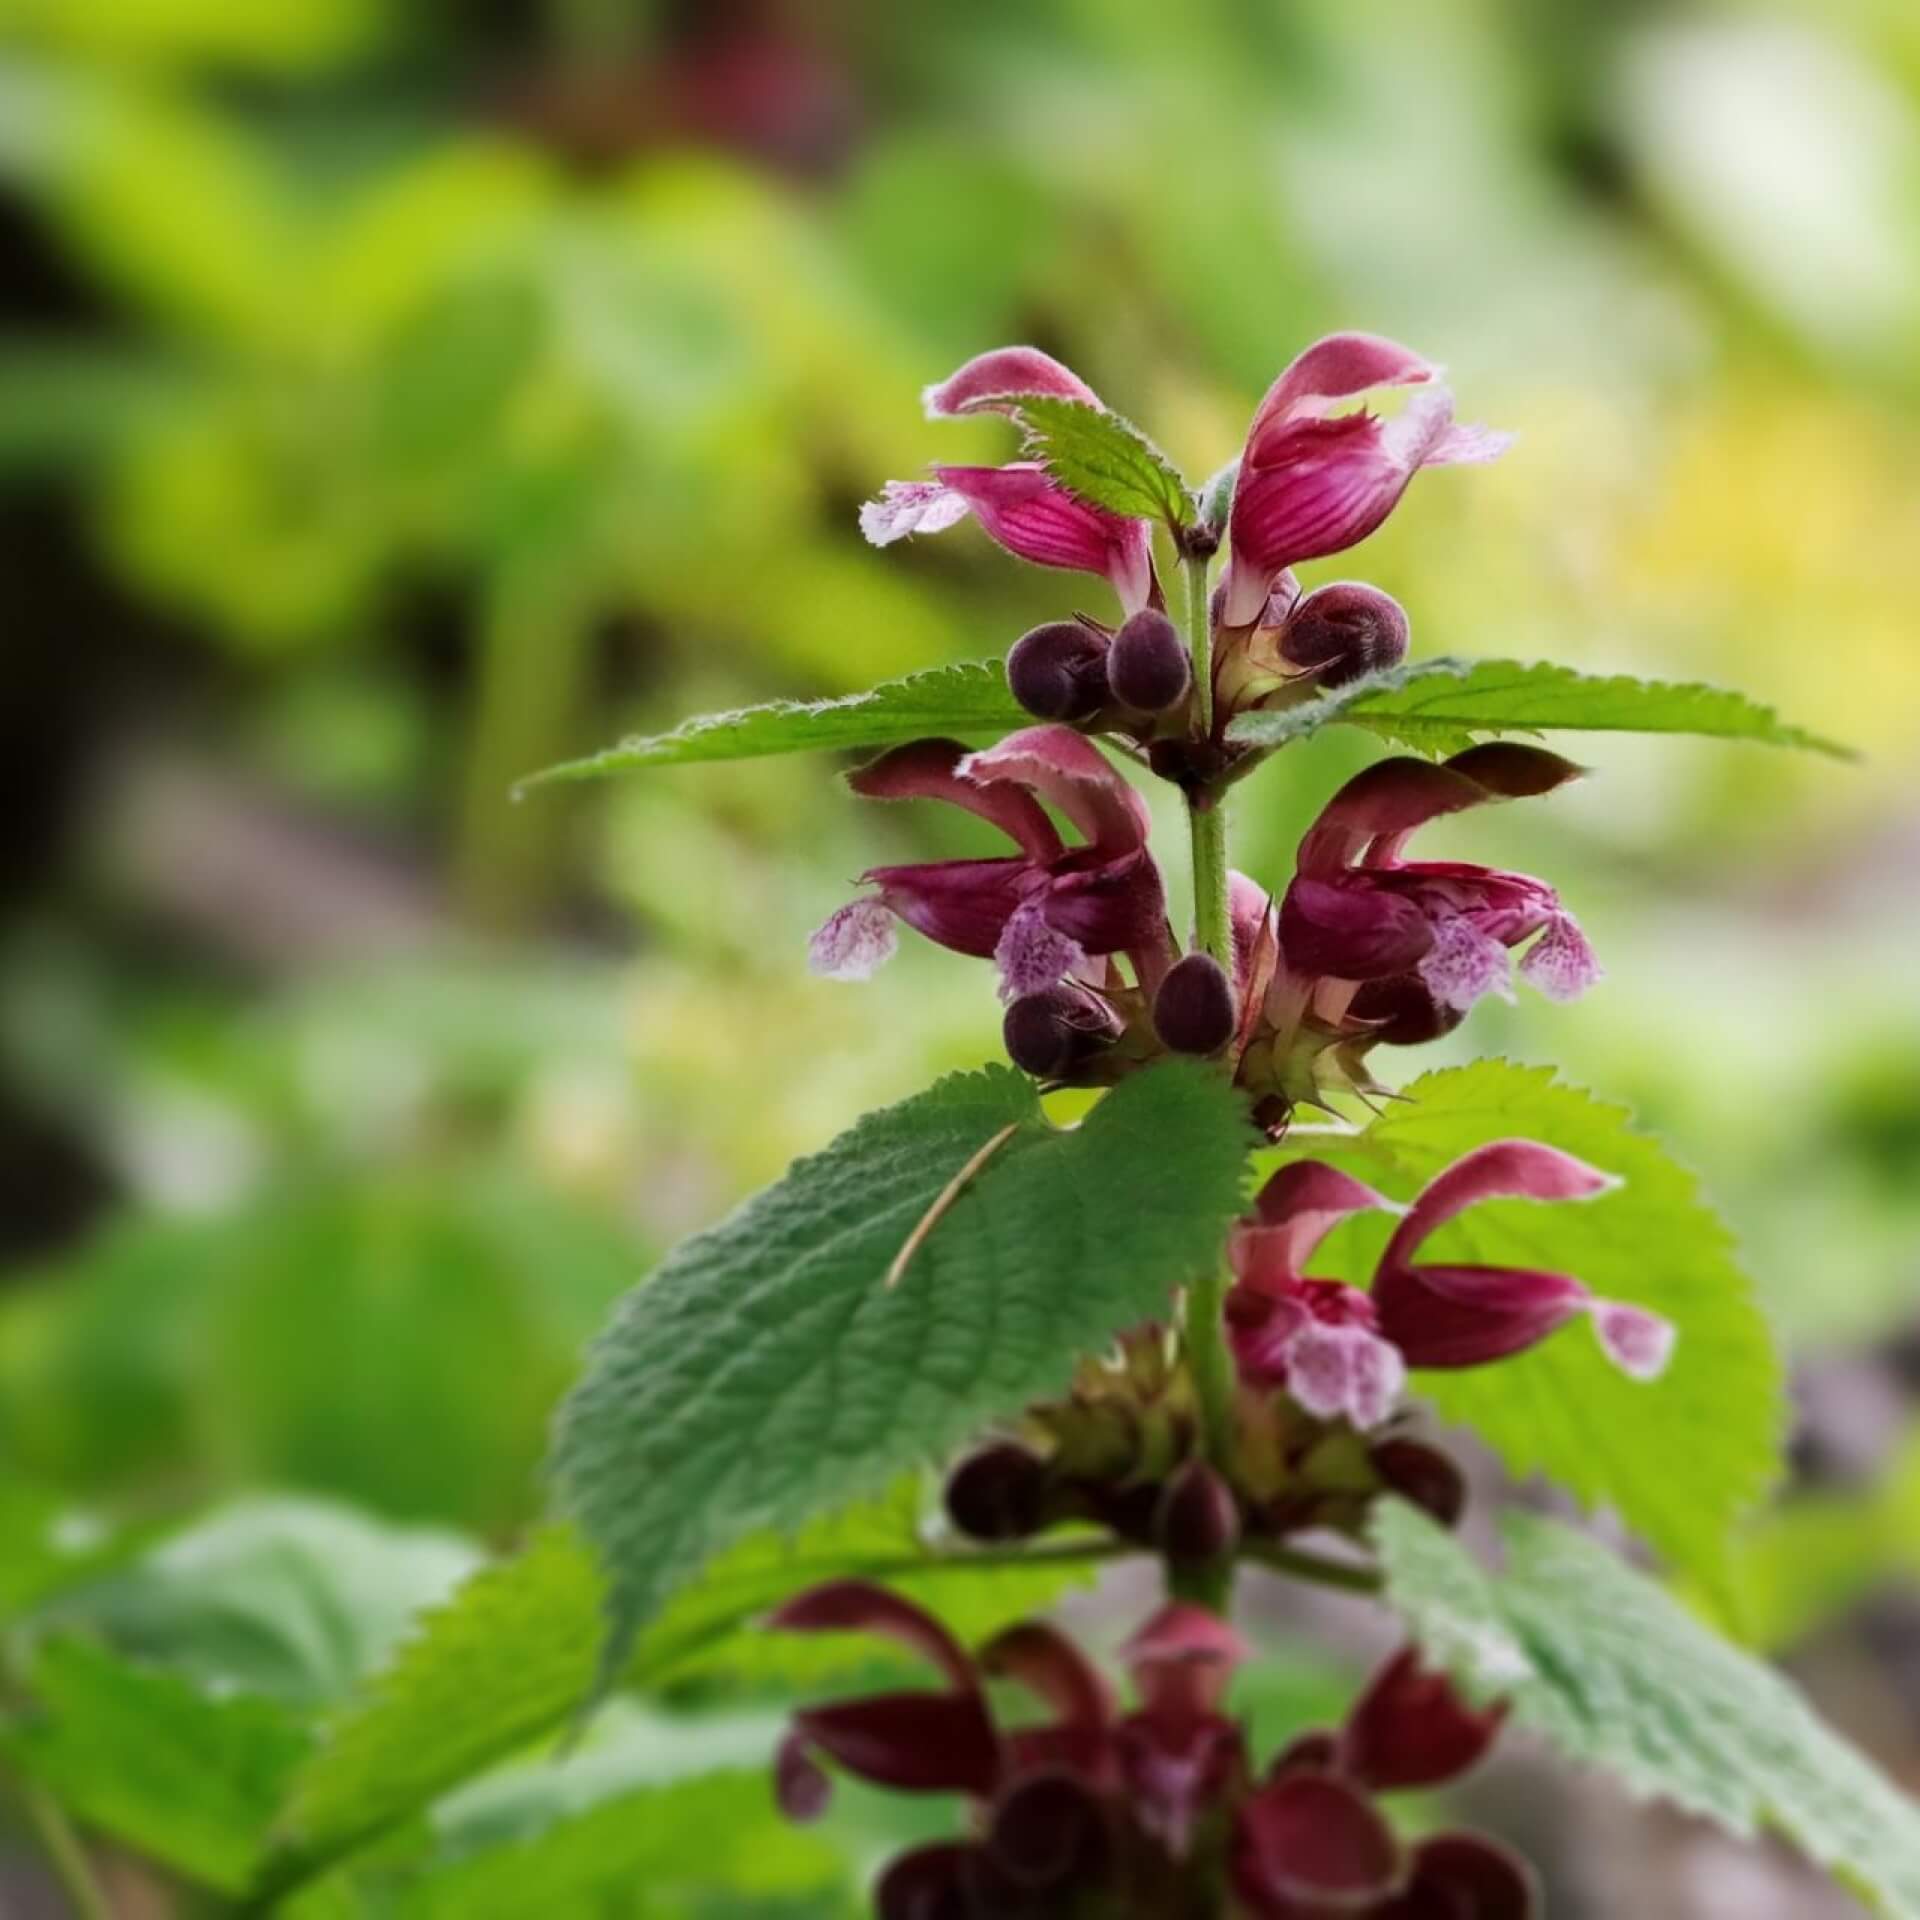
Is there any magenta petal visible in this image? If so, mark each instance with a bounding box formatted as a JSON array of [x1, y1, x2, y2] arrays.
[[1372, 1261, 1592, 1369], [1117, 1709, 1245, 1860], [961, 725, 1150, 852], [1384, 1140, 1617, 1268], [1340, 1648, 1508, 1792], [1297, 757, 1498, 875], [1121, 1603, 1250, 1719], [933, 463, 1153, 611], [866, 856, 1033, 958], [768, 1579, 978, 1691], [1234, 1771, 1404, 1910], [794, 1692, 1002, 1796], [923, 345, 1101, 417], [1248, 332, 1440, 458], [1249, 1160, 1399, 1269], [850, 738, 1064, 862], [1042, 850, 1168, 957], [1280, 876, 1436, 981], [980, 1620, 1115, 1732], [1225, 1282, 1309, 1385], [1391, 1833, 1541, 1919]]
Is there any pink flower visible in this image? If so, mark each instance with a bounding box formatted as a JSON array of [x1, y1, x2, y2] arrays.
[[1226, 1146, 1675, 1426], [1278, 742, 1602, 1016], [1222, 331, 1511, 627], [1233, 1644, 1530, 1919], [860, 346, 1157, 613], [809, 726, 1172, 1000]]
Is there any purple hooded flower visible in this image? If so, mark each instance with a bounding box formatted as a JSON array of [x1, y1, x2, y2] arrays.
[[1222, 332, 1511, 628], [1226, 1147, 1675, 1428], [1234, 1644, 1529, 1920], [1277, 742, 1603, 1017], [861, 346, 1157, 614], [809, 726, 1173, 1000]]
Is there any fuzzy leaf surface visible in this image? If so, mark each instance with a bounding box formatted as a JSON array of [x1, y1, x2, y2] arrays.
[[1225, 656, 1851, 759], [554, 1063, 1249, 1686], [1014, 393, 1193, 527], [1254, 1062, 1783, 1589], [519, 660, 1026, 790], [1376, 1503, 1920, 1918]]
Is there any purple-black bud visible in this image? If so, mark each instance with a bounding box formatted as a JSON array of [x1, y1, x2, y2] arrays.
[[1106, 608, 1192, 713], [1156, 1459, 1241, 1563], [1279, 582, 1409, 687], [945, 1443, 1051, 1543], [1002, 985, 1122, 1079], [1152, 953, 1237, 1056], [1348, 975, 1465, 1049], [989, 1772, 1110, 1890], [1006, 620, 1110, 722], [877, 1843, 975, 1920], [1368, 1437, 1467, 1530]]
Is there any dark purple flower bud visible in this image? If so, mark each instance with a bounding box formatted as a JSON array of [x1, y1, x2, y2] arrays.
[[1340, 1647, 1507, 1791], [1156, 1459, 1241, 1563], [1368, 1437, 1467, 1529], [1106, 608, 1192, 713], [876, 1842, 978, 1920], [988, 1771, 1110, 1889], [774, 1728, 832, 1822], [1404, 1832, 1541, 1918], [1278, 582, 1410, 687], [1152, 953, 1237, 1056], [1006, 620, 1111, 722], [1349, 974, 1466, 1048], [1096, 1479, 1167, 1548], [945, 1443, 1051, 1543], [1001, 984, 1123, 1078]]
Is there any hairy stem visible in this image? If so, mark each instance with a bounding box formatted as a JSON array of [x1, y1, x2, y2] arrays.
[[24, 1784, 110, 1920]]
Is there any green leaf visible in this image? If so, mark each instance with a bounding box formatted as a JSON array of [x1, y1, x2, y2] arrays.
[[1375, 1503, 1920, 1919], [392, 1770, 847, 1920], [1013, 394, 1194, 529], [267, 1484, 1095, 1886], [553, 1062, 1252, 1688], [1224, 656, 1853, 759], [1, 1636, 309, 1893], [1254, 1062, 1783, 1589], [516, 661, 1028, 792]]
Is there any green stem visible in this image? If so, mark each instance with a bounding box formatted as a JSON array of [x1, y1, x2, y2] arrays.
[[1243, 1540, 1384, 1595], [23, 1784, 110, 1920], [1182, 552, 1232, 973]]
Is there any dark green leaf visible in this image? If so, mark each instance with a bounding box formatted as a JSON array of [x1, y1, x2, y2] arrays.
[[554, 1063, 1251, 1686], [517, 661, 1028, 792], [1225, 656, 1853, 759], [1254, 1062, 1783, 1591], [1376, 1503, 1920, 1919], [1014, 394, 1194, 528]]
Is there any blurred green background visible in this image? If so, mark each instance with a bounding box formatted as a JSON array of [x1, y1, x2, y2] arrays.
[[0, 1, 1917, 1914]]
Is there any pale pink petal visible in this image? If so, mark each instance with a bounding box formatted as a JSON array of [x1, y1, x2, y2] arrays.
[[1592, 1301, 1675, 1381], [1417, 916, 1515, 1013], [1430, 421, 1515, 465], [923, 345, 1101, 418], [1384, 1140, 1618, 1269], [960, 725, 1150, 852], [1285, 1321, 1406, 1430], [1519, 913, 1603, 1002], [807, 899, 897, 981], [1249, 1161, 1400, 1273], [994, 900, 1086, 999], [858, 479, 971, 546]]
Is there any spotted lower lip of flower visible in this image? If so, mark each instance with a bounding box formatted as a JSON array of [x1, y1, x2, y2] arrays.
[[808, 729, 1172, 1000], [1222, 330, 1512, 627], [861, 344, 1158, 614], [1276, 744, 1601, 1015]]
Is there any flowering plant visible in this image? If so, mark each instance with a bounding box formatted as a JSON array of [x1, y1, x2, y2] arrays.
[[525, 334, 1920, 1917]]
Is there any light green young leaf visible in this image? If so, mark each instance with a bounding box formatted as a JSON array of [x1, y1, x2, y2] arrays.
[[1254, 1062, 1783, 1590], [554, 1062, 1251, 1685], [1014, 394, 1194, 529], [1, 1636, 309, 1893], [267, 1484, 1094, 1886], [517, 660, 1027, 791], [1376, 1503, 1920, 1919], [1224, 656, 1852, 759], [392, 1769, 847, 1920]]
